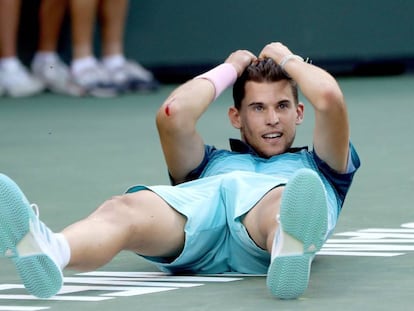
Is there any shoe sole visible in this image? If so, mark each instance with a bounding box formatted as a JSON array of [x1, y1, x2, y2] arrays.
[[0, 174, 62, 298], [266, 168, 328, 299], [5, 86, 45, 98], [88, 87, 118, 98]]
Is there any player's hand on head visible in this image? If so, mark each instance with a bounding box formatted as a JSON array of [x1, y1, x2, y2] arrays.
[[259, 42, 293, 64], [225, 50, 256, 76]]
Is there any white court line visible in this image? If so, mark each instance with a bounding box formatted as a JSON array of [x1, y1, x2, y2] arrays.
[[0, 307, 49, 311]]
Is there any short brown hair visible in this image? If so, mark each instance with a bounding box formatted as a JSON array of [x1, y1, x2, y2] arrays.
[[232, 58, 298, 110]]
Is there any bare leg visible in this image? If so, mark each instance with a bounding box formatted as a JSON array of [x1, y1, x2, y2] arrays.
[[0, 0, 20, 58], [37, 0, 68, 52], [99, 0, 128, 57], [69, 0, 99, 59], [97, 0, 158, 92], [63, 190, 186, 271], [242, 186, 283, 253], [0, 0, 45, 97], [0, 174, 187, 298]]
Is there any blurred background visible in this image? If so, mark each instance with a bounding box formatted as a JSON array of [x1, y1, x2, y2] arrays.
[[17, 0, 414, 83]]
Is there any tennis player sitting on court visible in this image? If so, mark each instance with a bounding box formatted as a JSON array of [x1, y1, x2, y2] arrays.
[[0, 42, 360, 299]]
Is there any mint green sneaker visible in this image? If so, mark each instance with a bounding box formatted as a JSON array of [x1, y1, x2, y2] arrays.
[[0, 174, 63, 298], [266, 168, 328, 299]]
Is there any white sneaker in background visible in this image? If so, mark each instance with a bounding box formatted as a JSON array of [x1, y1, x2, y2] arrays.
[[72, 63, 118, 98], [107, 60, 159, 93], [0, 60, 45, 97], [31, 56, 83, 96]]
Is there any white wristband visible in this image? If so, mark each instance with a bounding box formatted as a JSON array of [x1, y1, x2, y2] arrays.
[[279, 54, 304, 78]]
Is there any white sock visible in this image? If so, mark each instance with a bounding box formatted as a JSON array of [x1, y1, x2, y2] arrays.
[[33, 52, 59, 64], [102, 54, 125, 70], [0, 57, 20, 70], [71, 56, 98, 76], [53, 233, 71, 269], [16, 228, 71, 270]]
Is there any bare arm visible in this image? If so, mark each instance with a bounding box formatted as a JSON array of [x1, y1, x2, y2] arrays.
[[156, 50, 256, 184], [260, 42, 350, 173]]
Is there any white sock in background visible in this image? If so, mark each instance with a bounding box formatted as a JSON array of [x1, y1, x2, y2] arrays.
[[71, 56, 98, 76], [0, 57, 21, 70], [32, 52, 59, 64], [102, 54, 126, 70]]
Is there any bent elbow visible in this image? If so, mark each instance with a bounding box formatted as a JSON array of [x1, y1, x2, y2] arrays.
[[156, 96, 193, 134], [317, 83, 346, 112]]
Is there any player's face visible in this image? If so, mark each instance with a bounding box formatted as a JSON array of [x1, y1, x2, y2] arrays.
[[229, 80, 304, 158]]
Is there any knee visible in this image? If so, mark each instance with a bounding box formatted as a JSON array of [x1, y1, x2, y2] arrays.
[[91, 192, 159, 233], [91, 195, 136, 225]]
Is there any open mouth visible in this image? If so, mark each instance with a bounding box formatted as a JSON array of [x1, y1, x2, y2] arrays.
[[262, 132, 282, 140]]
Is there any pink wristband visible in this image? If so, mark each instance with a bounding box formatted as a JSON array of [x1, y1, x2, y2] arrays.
[[195, 63, 238, 100]]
